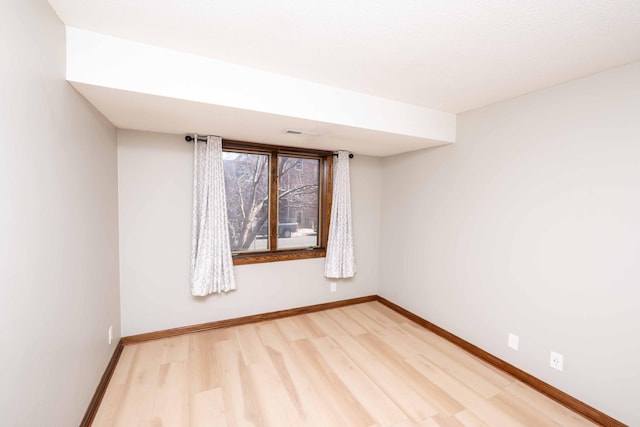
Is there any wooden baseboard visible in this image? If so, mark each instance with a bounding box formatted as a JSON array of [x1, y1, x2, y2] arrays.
[[121, 295, 377, 345], [375, 295, 626, 427], [80, 340, 124, 427], [86, 294, 624, 426]]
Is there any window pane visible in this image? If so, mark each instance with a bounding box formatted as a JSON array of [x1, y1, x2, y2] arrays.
[[277, 156, 320, 249], [223, 151, 270, 252]]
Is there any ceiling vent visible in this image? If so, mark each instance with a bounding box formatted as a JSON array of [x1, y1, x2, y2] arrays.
[[283, 129, 320, 136]]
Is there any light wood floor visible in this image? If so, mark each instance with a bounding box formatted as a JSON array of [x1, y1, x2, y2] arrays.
[[93, 302, 596, 426]]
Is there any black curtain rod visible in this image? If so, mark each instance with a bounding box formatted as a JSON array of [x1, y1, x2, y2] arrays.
[[184, 135, 353, 158], [337, 152, 354, 158], [185, 135, 208, 142]]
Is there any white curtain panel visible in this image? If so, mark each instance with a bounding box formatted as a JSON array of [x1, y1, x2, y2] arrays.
[[325, 151, 357, 278], [191, 135, 236, 296]]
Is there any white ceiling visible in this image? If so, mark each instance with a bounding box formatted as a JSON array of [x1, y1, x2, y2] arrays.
[[48, 0, 640, 155]]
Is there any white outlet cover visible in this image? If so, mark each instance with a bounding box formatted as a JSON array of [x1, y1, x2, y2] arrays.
[[330, 282, 337, 292], [550, 351, 564, 371], [508, 333, 519, 350], [108, 326, 113, 345]]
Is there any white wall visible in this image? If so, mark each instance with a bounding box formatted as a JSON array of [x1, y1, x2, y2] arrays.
[[0, 1, 120, 426], [118, 130, 381, 335], [379, 61, 640, 425]]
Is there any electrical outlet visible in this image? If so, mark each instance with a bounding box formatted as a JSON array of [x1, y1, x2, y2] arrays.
[[108, 326, 113, 345], [508, 333, 519, 350], [330, 282, 337, 292], [550, 351, 563, 371]]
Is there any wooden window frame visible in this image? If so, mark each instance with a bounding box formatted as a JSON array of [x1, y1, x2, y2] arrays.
[[222, 139, 333, 265]]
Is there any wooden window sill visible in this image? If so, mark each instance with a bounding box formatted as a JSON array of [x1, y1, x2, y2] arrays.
[[232, 248, 326, 265]]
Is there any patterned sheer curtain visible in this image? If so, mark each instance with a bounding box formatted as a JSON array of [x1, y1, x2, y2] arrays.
[[191, 135, 236, 296], [324, 151, 356, 278]]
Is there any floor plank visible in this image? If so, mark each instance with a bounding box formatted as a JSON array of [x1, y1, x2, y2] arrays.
[[93, 302, 598, 426]]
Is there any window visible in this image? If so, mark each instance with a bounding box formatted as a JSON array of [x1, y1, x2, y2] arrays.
[[222, 140, 332, 265]]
